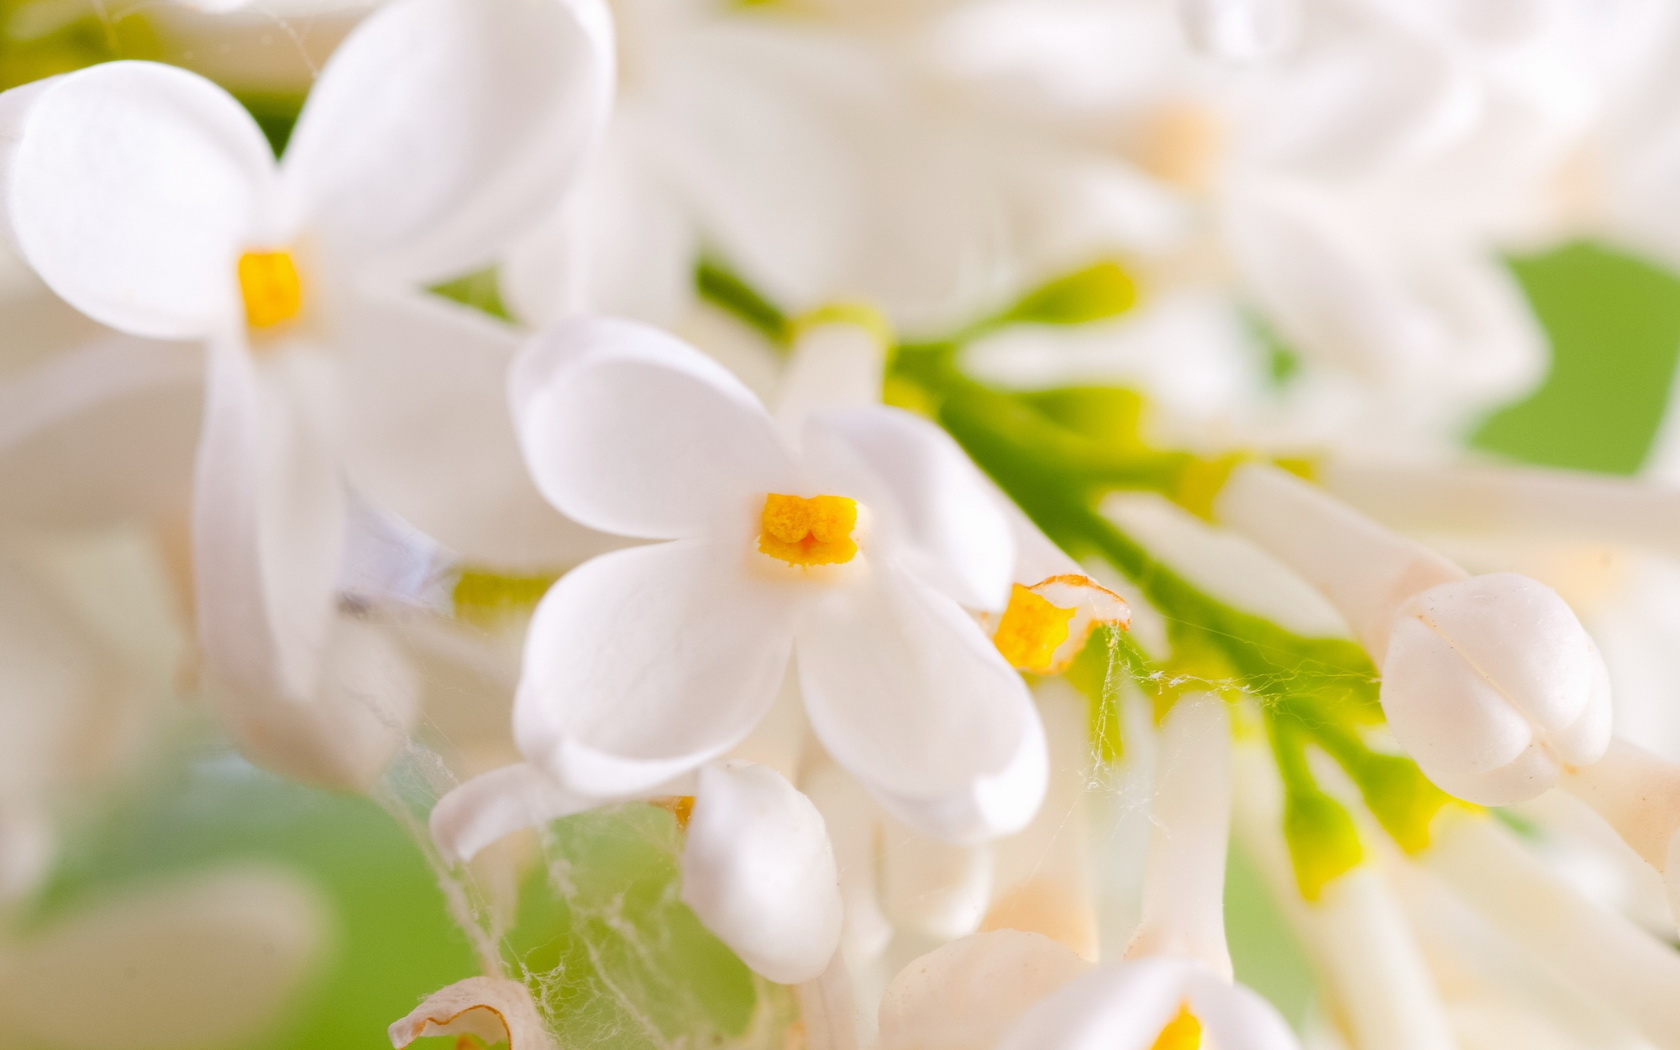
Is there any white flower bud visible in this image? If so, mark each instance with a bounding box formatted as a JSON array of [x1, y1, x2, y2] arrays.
[[1382, 572, 1611, 806], [1218, 464, 1613, 806]]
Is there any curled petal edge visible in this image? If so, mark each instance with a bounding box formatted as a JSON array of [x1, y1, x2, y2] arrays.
[[389, 976, 554, 1050]]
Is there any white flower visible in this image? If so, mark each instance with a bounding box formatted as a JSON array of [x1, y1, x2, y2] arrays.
[[875, 696, 1295, 1049], [1424, 809, 1680, 1046], [430, 757, 843, 985], [1217, 462, 1612, 805], [875, 931, 1298, 1050], [878, 929, 1096, 1050], [0, 0, 613, 788], [504, 317, 1045, 843], [0, 539, 181, 901], [1001, 956, 1298, 1050]]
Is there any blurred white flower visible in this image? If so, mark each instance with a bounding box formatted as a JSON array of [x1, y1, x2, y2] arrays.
[[0, 0, 613, 788], [0, 541, 179, 900], [0, 865, 328, 1050]]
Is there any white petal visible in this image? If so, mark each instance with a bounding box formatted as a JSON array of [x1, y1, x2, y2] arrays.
[[798, 567, 1045, 844], [339, 287, 616, 569], [0, 808, 54, 904], [502, 128, 698, 328], [641, 31, 862, 311], [389, 976, 554, 1050], [193, 341, 344, 707], [879, 930, 1094, 1050], [511, 317, 798, 540], [1126, 695, 1234, 979], [804, 408, 1015, 611], [775, 320, 888, 432], [1184, 969, 1303, 1050], [1427, 816, 1680, 1047], [281, 0, 614, 282], [801, 759, 893, 961], [430, 762, 594, 866], [880, 819, 993, 940], [680, 761, 842, 985], [0, 63, 276, 338], [0, 866, 327, 1050], [1320, 460, 1680, 561], [515, 540, 795, 797], [0, 335, 200, 531], [208, 615, 421, 792], [1181, 0, 1299, 61], [995, 957, 1195, 1050], [1215, 462, 1464, 657]]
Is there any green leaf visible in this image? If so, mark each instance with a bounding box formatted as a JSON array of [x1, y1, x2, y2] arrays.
[[996, 261, 1139, 328], [1474, 241, 1680, 474], [509, 805, 786, 1049], [430, 267, 516, 323], [696, 258, 789, 346], [1225, 842, 1319, 1028]]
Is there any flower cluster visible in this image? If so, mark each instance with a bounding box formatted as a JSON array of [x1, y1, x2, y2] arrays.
[[8, 0, 1680, 1048]]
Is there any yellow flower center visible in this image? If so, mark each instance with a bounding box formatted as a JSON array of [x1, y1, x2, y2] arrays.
[[1151, 1004, 1202, 1050], [238, 250, 303, 329], [993, 583, 1076, 673], [758, 494, 859, 567]]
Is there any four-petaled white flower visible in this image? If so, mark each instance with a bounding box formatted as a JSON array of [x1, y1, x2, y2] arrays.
[[504, 317, 1046, 844], [0, 0, 613, 788]]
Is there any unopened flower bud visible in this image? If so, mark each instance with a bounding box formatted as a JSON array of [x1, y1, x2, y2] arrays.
[[1217, 463, 1612, 806], [1382, 572, 1611, 805]]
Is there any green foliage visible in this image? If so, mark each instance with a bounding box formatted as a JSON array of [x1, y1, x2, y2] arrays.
[[234, 91, 307, 159], [995, 261, 1139, 328], [431, 267, 517, 323], [508, 805, 786, 1049], [1280, 791, 1362, 902], [1475, 241, 1680, 473], [696, 258, 790, 346], [1225, 843, 1319, 1028], [0, 0, 158, 91]]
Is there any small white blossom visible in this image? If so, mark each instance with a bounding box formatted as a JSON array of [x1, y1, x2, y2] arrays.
[[0, 0, 614, 788], [504, 317, 1044, 842]]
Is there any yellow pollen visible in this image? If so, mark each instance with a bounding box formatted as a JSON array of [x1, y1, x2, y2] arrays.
[[653, 795, 696, 830], [993, 584, 1076, 673], [238, 250, 303, 329], [1151, 1004, 1203, 1050], [758, 493, 858, 567]]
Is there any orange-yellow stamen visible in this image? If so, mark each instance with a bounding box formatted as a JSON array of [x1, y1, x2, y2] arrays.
[[758, 493, 858, 567], [653, 795, 696, 830], [993, 583, 1076, 673], [1151, 1004, 1203, 1050], [238, 250, 303, 329]]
